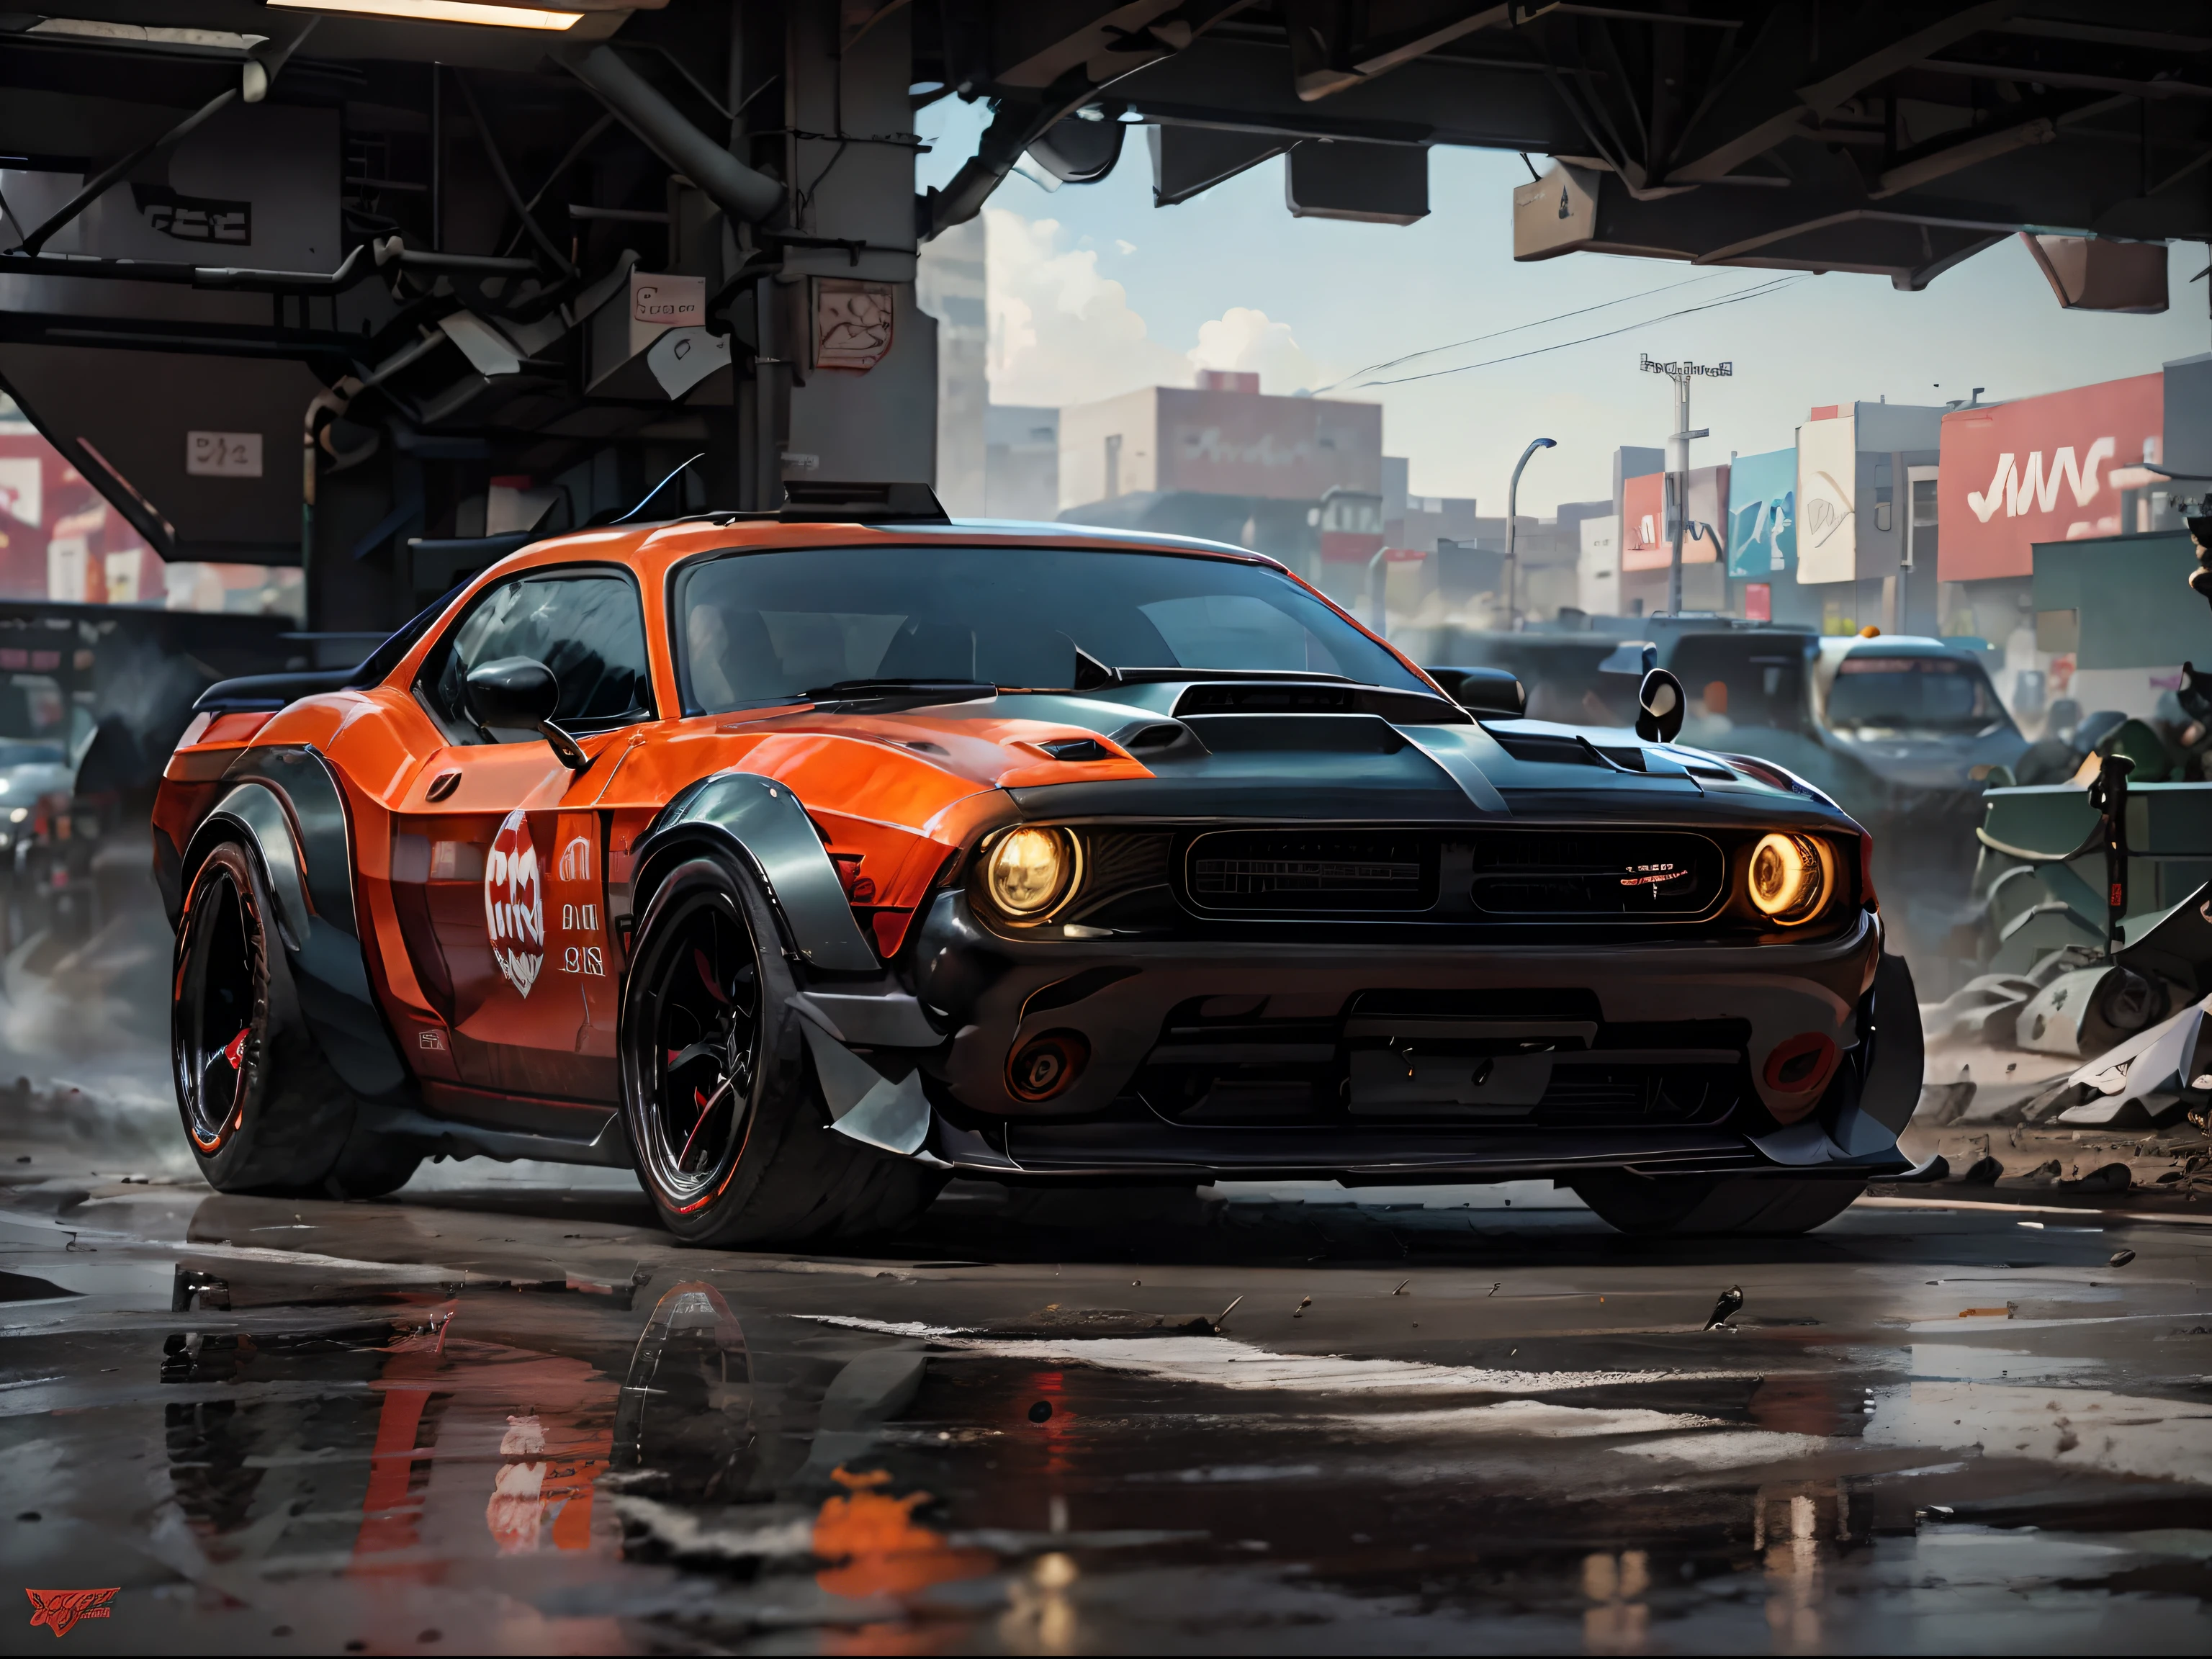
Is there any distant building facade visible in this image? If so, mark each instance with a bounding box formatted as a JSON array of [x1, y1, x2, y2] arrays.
[[1056, 371, 1383, 593], [916, 215, 986, 517], [985, 405, 1059, 521]]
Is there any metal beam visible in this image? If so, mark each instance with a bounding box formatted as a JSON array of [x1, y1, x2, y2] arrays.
[[1665, 1, 2026, 184], [1113, 33, 1582, 150]]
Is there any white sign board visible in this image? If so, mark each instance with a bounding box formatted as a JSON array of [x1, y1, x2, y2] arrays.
[[630, 271, 705, 328], [0, 457, 40, 526], [1795, 413, 1856, 585], [187, 431, 263, 477]]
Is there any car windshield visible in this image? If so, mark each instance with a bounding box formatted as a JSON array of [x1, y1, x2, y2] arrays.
[[675, 544, 1424, 711], [1826, 655, 2010, 738], [0, 739, 63, 769]]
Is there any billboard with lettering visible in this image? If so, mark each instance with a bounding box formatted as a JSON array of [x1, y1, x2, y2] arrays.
[[1938, 373, 2161, 582]]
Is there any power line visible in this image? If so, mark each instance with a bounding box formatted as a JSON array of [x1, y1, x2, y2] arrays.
[[1312, 270, 1736, 394], [1354, 274, 1812, 388]]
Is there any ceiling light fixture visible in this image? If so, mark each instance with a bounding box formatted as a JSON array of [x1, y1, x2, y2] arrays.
[[269, 0, 586, 30]]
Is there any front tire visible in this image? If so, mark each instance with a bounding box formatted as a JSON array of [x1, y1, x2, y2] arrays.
[[1569, 1170, 1862, 1236], [172, 842, 418, 1196], [619, 854, 943, 1248]]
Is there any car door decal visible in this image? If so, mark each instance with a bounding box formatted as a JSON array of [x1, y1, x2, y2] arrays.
[[486, 806, 546, 997]]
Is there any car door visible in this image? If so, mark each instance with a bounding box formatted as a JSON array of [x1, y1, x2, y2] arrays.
[[387, 566, 655, 1109]]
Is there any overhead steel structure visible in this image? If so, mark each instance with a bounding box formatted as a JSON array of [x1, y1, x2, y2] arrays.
[[1, 1, 2206, 630]]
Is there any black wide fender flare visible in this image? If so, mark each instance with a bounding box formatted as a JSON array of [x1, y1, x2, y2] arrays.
[[629, 773, 936, 1157], [179, 746, 410, 1105], [630, 770, 881, 974]]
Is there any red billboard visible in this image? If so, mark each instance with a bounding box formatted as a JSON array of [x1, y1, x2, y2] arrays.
[[0, 428, 151, 601], [1938, 372, 2161, 581]]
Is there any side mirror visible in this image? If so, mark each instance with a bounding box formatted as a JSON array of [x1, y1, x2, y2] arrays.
[[466, 657, 588, 770], [1636, 667, 1686, 743]]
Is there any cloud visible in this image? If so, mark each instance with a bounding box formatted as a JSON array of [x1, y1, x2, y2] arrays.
[[984, 210, 1332, 408], [1189, 306, 1322, 395], [985, 207, 1187, 406]]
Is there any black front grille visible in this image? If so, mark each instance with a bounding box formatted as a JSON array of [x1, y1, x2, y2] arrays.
[[1469, 830, 1723, 918], [1135, 996, 1750, 1130], [1187, 830, 1437, 912]]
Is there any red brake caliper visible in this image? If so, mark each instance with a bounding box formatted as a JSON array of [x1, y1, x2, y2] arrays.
[[221, 1029, 249, 1069]]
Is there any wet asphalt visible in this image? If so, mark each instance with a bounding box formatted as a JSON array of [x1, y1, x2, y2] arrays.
[[1, 1142, 2207, 1655]]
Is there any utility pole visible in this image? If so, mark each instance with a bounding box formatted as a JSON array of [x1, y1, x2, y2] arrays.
[[1640, 354, 1732, 614]]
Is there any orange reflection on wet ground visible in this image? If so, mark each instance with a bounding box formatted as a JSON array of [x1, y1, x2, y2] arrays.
[[349, 1321, 614, 1574], [813, 1466, 995, 1601]]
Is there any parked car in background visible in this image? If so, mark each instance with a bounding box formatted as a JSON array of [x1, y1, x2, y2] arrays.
[[0, 601, 300, 951], [1811, 636, 2028, 795]]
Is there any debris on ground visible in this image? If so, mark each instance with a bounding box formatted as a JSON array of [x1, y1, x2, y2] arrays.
[[2061, 1163, 2134, 1194]]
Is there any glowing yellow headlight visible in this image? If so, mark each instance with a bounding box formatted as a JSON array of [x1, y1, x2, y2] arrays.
[[986, 827, 1071, 917], [1748, 832, 1833, 923]]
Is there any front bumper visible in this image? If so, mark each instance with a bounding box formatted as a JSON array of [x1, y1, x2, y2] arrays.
[[906, 893, 1916, 1184]]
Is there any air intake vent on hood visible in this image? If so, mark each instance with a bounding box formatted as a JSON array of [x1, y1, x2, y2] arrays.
[[1172, 681, 1462, 723], [1176, 682, 1356, 715]]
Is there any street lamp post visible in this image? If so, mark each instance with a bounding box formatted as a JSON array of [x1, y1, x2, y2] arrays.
[[1639, 354, 1732, 615], [1503, 437, 1555, 630]]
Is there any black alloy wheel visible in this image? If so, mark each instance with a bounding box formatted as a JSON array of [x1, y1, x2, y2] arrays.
[[174, 846, 264, 1161], [619, 853, 948, 1247], [171, 840, 414, 1195], [629, 878, 763, 1215]]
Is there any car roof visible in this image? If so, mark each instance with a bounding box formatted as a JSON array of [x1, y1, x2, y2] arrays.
[[1820, 634, 1974, 658]]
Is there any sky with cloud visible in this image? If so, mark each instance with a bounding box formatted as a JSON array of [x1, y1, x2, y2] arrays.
[[921, 99, 2211, 517]]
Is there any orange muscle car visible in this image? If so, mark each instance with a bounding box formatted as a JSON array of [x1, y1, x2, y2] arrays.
[[155, 494, 1921, 1244]]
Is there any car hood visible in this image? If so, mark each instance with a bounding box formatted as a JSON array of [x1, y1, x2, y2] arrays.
[[742, 685, 1841, 827]]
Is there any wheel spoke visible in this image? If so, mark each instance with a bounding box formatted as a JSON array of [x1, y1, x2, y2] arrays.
[[665, 1038, 724, 1073], [674, 1074, 734, 1169], [642, 895, 763, 1197]]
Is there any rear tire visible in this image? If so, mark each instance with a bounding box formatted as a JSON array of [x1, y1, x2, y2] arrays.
[[1569, 1171, 1862, 1236], [173, 842, 417, 1196], [619, 854, 943, 1248]]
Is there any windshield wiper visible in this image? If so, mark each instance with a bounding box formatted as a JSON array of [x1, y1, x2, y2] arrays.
[[802, 678, 999, 703]]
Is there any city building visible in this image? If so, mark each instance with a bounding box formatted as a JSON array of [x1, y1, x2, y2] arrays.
[[985, 405, 1060, 521], [1056, 370, 1383, 595], [1578, 512, 1620, 617], [1792, 400, 1948, 635], [915, 214, 986, 517]]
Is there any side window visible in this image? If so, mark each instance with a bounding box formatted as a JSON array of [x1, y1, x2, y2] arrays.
[[418, 571, 654, 742]]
